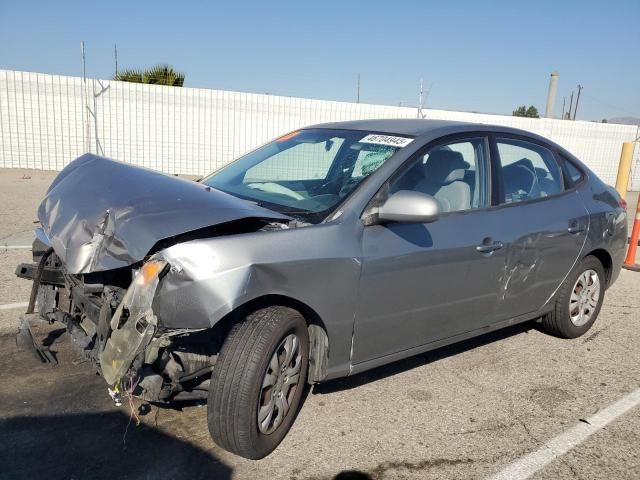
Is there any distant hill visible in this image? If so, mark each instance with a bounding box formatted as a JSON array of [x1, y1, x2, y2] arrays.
[[608, 117, 640, 126]]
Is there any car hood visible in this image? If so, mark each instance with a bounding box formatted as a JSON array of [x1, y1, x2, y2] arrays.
[[38, 154, 290, 274]]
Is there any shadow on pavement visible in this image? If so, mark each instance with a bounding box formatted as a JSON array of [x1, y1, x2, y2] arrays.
[[334, 471, 373, 479], [315, 321, 536, 395], [0, 411, 232, 480]]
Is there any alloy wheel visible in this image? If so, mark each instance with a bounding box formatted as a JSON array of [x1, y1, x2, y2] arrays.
[[569, 269, 601, 327], [257, 333, 302, 434]]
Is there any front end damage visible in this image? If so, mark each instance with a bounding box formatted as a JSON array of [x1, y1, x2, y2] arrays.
[[16, 239, 227, 404], [15, 154, 299, 404]]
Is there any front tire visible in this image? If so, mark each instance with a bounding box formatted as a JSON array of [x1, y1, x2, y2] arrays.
[[207, 306, 309, 459], [542, 255, 605, 338]]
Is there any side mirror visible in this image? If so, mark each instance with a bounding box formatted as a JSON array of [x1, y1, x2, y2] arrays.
[[377, 190, 440, 224]]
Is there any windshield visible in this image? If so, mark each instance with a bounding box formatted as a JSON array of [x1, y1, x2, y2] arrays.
[[202, 128, 410, 223]]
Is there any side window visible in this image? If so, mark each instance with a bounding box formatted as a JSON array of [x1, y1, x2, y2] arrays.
[[389, 137, 487, 213], [496, 138, 564, 204], [244, 138, 344, 182]]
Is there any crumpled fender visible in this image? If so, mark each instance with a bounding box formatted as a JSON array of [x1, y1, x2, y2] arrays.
[[151, 221, 364, 380]]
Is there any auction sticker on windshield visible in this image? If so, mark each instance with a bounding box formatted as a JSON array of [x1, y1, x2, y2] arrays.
[[359, 134, 414, 148]]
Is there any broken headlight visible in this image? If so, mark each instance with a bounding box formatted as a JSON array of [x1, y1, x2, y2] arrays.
[[100, 258, 168, 386]]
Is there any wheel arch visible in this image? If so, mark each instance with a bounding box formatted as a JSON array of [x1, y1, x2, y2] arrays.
[[217, 294, 330, 383], [584, 248, 613, 287]]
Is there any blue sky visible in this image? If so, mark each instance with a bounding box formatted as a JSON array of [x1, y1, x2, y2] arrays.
[[1, 0, 638, 120]]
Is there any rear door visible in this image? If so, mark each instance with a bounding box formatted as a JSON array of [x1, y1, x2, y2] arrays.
[[490, 135, 589, 320]]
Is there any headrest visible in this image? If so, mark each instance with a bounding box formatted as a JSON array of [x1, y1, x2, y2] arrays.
[[423, 150, 469, 183], [512, 158, 535, 172]]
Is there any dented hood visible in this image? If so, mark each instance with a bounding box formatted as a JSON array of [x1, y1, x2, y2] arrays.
[[38, 154, 289, 274]]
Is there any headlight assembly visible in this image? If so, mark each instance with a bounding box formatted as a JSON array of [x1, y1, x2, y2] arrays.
[[100, 258, 168, 386]]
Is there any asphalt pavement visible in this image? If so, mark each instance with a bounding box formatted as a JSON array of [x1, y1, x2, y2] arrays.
[[0, 168, 638, 480]]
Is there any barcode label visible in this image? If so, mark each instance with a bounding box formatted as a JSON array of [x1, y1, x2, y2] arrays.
[[359, 134, 414, 148]]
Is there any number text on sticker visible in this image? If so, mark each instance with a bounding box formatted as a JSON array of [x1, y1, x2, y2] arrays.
[[359, 134, 414, 148]]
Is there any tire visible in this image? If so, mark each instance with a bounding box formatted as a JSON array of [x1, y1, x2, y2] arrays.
[[542, 255, 606, 339], [207, 306, 309, 459]]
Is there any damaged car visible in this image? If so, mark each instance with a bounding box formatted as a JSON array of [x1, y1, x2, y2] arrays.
[[16, 119, 627, 459]]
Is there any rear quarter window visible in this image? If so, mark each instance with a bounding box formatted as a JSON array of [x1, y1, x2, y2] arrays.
[[561, 156, 585, 187]]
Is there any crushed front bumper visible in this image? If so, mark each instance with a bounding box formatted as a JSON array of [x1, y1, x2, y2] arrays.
[[16, 248, 217, 403]]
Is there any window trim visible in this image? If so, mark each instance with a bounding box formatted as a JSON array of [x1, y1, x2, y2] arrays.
[[489, 133, 580, 209], [361, 132, 493, 223]]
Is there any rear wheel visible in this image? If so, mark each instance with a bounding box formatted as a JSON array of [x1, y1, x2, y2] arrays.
[[542, 255, 605, 338], [207, 306, 309, 459]]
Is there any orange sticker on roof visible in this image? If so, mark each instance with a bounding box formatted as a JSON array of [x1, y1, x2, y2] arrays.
[[275, 131, 300, 142]]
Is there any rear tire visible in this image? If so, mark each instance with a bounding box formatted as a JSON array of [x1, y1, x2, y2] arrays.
[[207, 306, 309, 459], [542, 255, 605, 338]]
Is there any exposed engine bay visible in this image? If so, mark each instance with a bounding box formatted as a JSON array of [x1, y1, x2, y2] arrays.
[[17, 239, 222, 404], [15, 219, 296, 405], [13, 154, 312, 404]]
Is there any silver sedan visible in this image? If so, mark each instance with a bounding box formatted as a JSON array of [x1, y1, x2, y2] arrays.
[[16, 119, 627, 459]]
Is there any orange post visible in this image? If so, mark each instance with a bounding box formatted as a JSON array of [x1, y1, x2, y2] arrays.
[[623, 192, 640, 271]]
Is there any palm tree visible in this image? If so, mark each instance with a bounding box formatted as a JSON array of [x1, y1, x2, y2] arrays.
[[114, 64, 185, 87], [114, 69, 143, 83]]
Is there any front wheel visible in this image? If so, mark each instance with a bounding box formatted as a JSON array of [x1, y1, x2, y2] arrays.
[[207, 306, 309, 459], [542, 255, 606, 338]]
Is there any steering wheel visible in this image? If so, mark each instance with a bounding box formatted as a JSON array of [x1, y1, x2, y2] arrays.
[[521, 166, 540, 198]]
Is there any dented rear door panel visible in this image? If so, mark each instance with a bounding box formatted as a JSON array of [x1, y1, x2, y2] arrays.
[[492, 191, 589, 320]]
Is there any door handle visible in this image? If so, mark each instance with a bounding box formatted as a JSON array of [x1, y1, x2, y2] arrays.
[[476, 241, 504, 253], [567, 225, 586, 234]]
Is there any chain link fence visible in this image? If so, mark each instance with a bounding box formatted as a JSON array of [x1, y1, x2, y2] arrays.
[[1, 69, 639, 187]]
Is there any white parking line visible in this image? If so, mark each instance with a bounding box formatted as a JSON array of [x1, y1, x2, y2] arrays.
[[0, 302, 28, 311], [489, 387, 640, 480], [1, 245, 32, 250]]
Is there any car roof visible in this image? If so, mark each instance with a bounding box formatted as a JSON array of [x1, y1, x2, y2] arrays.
[[306, 118, 542, 140]]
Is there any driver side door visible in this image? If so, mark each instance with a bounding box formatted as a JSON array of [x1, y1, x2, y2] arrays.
[[352, 135, 506, 365]]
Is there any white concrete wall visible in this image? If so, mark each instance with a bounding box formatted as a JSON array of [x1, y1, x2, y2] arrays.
[[1, 69, 638, 188]]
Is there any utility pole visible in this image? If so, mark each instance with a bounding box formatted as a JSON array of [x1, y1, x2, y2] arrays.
[[567, 91, 574, 120], [356, 73, 360, 103], [114, 44, 118, 78], [573, 85, 583, 120], [81, 41, 91, 152], [81, 41, 87, 80], [418, 78, 423, 118]]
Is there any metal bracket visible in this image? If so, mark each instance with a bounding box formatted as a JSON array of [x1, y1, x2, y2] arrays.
[[16, 314, 58, 364]]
